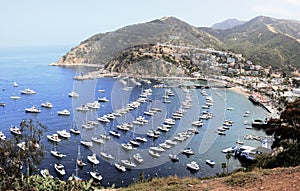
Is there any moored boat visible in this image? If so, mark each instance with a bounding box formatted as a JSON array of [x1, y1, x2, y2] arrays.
[[10, 126, 22, 135], [187, 161, 199, 171], [41, 102, 53, 108], [40, 169, 54, 179], [57, 109, 70, 116], [54, 163, 66, 175], [21, 88, 36, 95], [87, 154, 99, 165], [25, 106, 41, 113], [90, 171, 102, 181], [206, 159, 216, 166]]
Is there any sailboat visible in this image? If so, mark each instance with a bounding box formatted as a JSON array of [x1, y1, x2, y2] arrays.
[[76, 146, 86, 167]]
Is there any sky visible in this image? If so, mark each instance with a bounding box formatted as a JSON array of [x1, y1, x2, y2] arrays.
[[0, 0, 299, 47]]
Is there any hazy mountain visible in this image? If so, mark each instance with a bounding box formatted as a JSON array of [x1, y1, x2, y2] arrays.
[[211, 18, 246, 30]]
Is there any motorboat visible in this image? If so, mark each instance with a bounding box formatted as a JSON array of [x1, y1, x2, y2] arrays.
[[169, 153, 179, 161], [51, 150, 66, 158], [109, 130, 120, 138], [57, 109, 70, 116], [187, 161, 200, 171], [68, 91, 79, 98], [182, 148, 194, 155], [86, 101, 100, 109], [87, 154, 99, 165], [70, 127, 81, 134], [150, 146, 165, 153], [206, 159, 216, 166], [98, 89, 105, 93], [40, 169, 53, 179], [54, 163, 66, 175], [115, 163, 126, 172], [218, 131, 226, 135], [133, 153, 144, 163], [10, 95, 21, 100], [0, 131, 6, 141], [98, 116, 110, 123], [47, 134, 61, 143], [82, 123, 93, 129], [41, 102, 53, 108], [100, 134, 111, 140], [221, 146, 237, 153], [57, 129, 71, 138], [21, 88, 36, 95], [121, 143, 134, 150], [77, 158, 87, 167], [136, 137, 147, 143], [76, 105, 90, 112], [165, 139, 177, 146], [0, 102, 5, 107], [91, 137, 104, 144], [98, 97, 109, 102], [192, 120, 203, 127], [80, 140, 93, 147], [130, 140, 140, 146], [13, 82, 18, 87], [90, 171, 102, 181], [159, 142, 172, 149], [25, 106, 41, 113], [100, 152, 114, 160], [121, 159, 137, 168], [148, 150, 160, 157], [10, 126, 22, 135]]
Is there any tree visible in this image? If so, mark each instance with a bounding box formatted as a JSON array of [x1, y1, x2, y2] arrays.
[[221, 163, 227, 175], [226, 152, 232, 174]]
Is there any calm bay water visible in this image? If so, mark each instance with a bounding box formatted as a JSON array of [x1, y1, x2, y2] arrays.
[[0, 46, 268, 187]]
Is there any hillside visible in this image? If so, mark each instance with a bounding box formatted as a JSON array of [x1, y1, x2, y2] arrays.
[[56, 15, 300, 75], [202, 16, 300, 70], [56, 16, 223, 67], [115, 166, 300, 191]]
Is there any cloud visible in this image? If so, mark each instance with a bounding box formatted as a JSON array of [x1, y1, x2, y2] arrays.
[[280, 0, 300, 6]]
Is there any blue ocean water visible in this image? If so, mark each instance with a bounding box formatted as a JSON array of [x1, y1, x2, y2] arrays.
[[0, 46, 269, 187]]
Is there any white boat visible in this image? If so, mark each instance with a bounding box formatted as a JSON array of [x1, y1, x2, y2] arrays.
[[91, 137, 104, 144], [98, 97, 109, 102], [70, 127, 80, 134], [57, 109, 70, 116], [41, 102, 53, 108], [98, 89, 105, 93], [10, 126, 22, 135], [109, 130, 120, 138], [206, 159, 216, 166], [51, 150, 66, 158], [0, 131, 6, 141], [90, 171, 102, 181], [57, 129, 71, 138], [68, 91, 79, 98], [87, 154, 99, 165], [40, 169, 53, 179], [218, 131, 226, 135], [86, 101, 100, 109], [169, 153, 179, 161], [100, 152, 114, 160], [0, 102, 5, 107], [165, 139, 177, 146], [21, 88, 36, 95], [98, 116, 110, 123], [121, 143, 134, 150], [133, 153, 144, 163], [121, 159, 136, 168], [221, 146, 237, 153], [114, 163, 126, 172], [77, 158, 87, 167], [76, 105, 90, 112], [136, 137, 147, 143], [150, 146, 165, 153], [10, 95, 21, 99], [130, 140, 140, 146], [25, 106, 41, 113], [100, 134, 111, 140], [148, 150, 160, 157], [81, 140, 93, 147], [47, 134, 61, 143], [182, 148, 194, 155], [13, 82, 18, 87], [187, 161, 199, 171], [54, 163, 66, 175]]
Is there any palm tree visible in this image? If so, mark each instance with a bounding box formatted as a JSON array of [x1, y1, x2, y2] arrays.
[[226, 152, 231, 174]]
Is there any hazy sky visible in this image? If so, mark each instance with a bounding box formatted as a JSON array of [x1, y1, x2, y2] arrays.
[[1, 0, 299, 47]]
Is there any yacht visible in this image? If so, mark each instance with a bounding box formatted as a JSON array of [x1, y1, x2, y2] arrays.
[[57, 129, 71, 138], [218, 131, 226, 135], [41, 102, 53, 108], [80, 140, 93, 147], [100, 152, 114, 160], [68, 91, 79, 98], [87, 154, 99, 165], [21, 88, 36, 95], [0, 131, 6, 141], [136, 137, 147, 143], [10, 126, 22, 135], [100, 134, 111, 140], [98, 116, 110, 123], [47, 134, 61, 143], [165, 139, 177, 146], [150, 146, 165, 153], [221, 146, 237, 153], [40, 169, 53, 179], [76, 105, 90, 112], [57, 109, 70, 116], [115, 163, 126, 172], [91, 137, 104, 144], [86, 101, 100, 109], [25, 106, 41, 113], [187, 161, 200, 171], [54, 163, 66, 175], [182, 148, 195, 155], [133, 153, 144, 163], [121, 143, 134, 150], [98, 97, 109, 102], [148, 150, 161, 157], [70, 127, 81, 134], [51, 150, 66, 158], [90, 171, 102, 181], [206, 159, 216, 166], [10, 95, 21, 100], [129, 140, 140, 146], [169, 153, 179, 161], [121, 159, 136, 168], [109, 130, 120, 138]]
